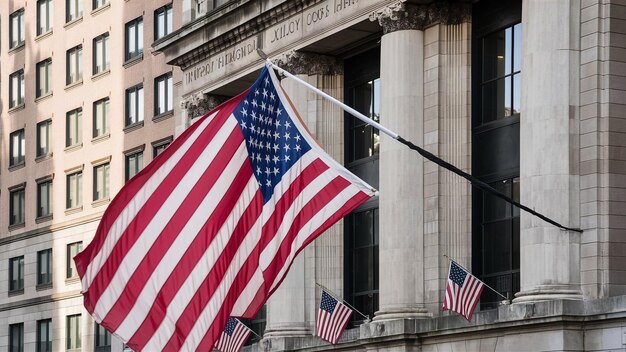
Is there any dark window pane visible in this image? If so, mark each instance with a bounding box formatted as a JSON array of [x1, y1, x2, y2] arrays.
[[483, 180, 512, 221], [482, 30, 507, 81], [353, 210, 374, 248], [353, 247, 373, 292], [482, 220, 511, 274]]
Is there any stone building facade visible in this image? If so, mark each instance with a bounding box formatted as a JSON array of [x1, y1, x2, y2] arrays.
[[152, 0, 626, 351], [155, 0, 626, 351], [0, 1, 181, 351]]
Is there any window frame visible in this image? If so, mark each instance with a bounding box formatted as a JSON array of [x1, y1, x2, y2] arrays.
[[66, 314, 81, 350], [66, 171, 83, 210], [9, 129, 25, 167], [66, 108, 83, 148], [125, 17, 144, 61], [36, 319, 53, 352], [9, 256, 25, 292], [125, 150, 144, 182], [37, 179, 53, 219], [154, 72, 173, 116], [154, 4, 173, 40], [9, 322, 24, 352], [66, 45, 83, 85], [9, 187, 26, 227], [93, 98, 110, 138], [37, 119, 52, 158], [37, 248, 53, 286], [125, 84, 144, 126], [93, 33, 110, 75], [37, 0, 53, 36], [93, 0, 109, 11], [10, 9, 25, 49], [94, 323, 112, 351], [9, 69, 25, 108], [93, 162, 110, 201], [66, 0, 83, 23], [152, 137, 172, 158], [66, 242, 83, 278], [36, 58, 53, 98]]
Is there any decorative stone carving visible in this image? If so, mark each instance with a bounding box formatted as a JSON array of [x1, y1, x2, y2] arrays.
[[274, 51, 343, 76], [180, 92, 229, 119], [370, 1, 471, 33]]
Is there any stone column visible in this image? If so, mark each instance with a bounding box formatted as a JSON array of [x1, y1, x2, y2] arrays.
[[514, 0, 582, 303], [371, 2, 430, 321], [263, 52, 344, 341]]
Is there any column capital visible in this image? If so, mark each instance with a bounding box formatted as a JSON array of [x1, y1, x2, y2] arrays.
[[370, 1, 471, 33], [274, 51, 343, 76], [180, 92, 228, 120]]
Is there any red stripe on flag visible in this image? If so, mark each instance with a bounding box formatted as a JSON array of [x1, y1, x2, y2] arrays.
[[98, 127, 245, 331], [75, 95, 245, 280], [126, 162, 260, 350]]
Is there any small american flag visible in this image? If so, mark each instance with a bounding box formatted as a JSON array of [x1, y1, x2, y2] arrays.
[[74, 66, 374, 351], [214, 318, 252, 352], [316, 290, 352, 344], [442, 261, 484, 321]]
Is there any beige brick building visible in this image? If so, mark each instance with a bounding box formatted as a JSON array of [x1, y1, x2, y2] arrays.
[[0, 0, 181, 351]]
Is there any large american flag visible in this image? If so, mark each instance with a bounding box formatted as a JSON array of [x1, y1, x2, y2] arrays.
[[74, 66, 374, 351], [214, 318, 252, 352], [316, 290, 352, 344], [442, 261, 484, 321]]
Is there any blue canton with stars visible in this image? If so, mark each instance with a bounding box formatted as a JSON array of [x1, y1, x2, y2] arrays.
[[233, 68, 312, 203], [224, 317, 240, 336], [320, 291, 339, 314], [449, 262, 468, 287]]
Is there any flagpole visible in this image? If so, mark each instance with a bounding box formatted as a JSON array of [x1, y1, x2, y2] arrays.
[[233, 317, 263, 340], [258, 50, 583, 234], [443, 254, 509, 302], [315, 283, 370, 321]]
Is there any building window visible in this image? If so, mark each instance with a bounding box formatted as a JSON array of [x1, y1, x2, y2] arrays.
[[37, 119, 52, 157], [10, 9, 25, 49], [9, 256, 24, 292], [93, 98, 110, 138], [344, 47, 380, 323], [9, 70, 25, 108], [37, 0, 53, 35], [125, 17, 143, 61], [155, 72, 173, 115], [153, 139, 171, 158], [66, 0, 83, 22], [66, 314, 81, 350], [93, 33, 110, 74], [37, 180, 53, 218], [9, 323, 24, 352], [66, 171, 83, 209], [155, 4, 173, 40], [37, 319, 53, 352], [472, 0, 522, 309], [37, 249, 53, 286], [37, 59, 53, 97], [67, 242, 83, 278], [126, 84, 144, 126], [66, 108, 83, 147], [93, 0, 108, 10], [10, 188, 26, 227], [10, 129, 25, 167], [94, 323, 111, 351], [66, 45, 83, 85], [93, 163, 110, 201], [242, 305, 266, 346], [125, 151, 143, 181]]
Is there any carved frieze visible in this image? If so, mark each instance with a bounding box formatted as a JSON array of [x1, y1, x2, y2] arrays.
[[370, 1, 471, 33]]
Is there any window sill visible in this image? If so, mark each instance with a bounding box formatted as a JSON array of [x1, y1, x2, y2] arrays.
[[92, 69, 111, 81], [8, 103, 25, 113], [123, 54, 144, 68], [65, 206, 83, 215], [65, 276, 80, 284], [65, 80, 84, 91], [65, 143, 83, 152], [92, 133, 111, 144], [8, 222, 25, 231], [35, 92, 53, 103], [35, 153, 53, 163], [64, 17, 83, 29], [8, 288, 24, 297], [124, 121, 144, 133], [91, 3, 111, 16], [36, 282, 53, 291], [35, 30, 53, 41], [8, 42, 25, 54], [36, 214, 53, 224], [92, 198, 110, 208], [153, 110, 174, 122], [9, 162, 25, 172]]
